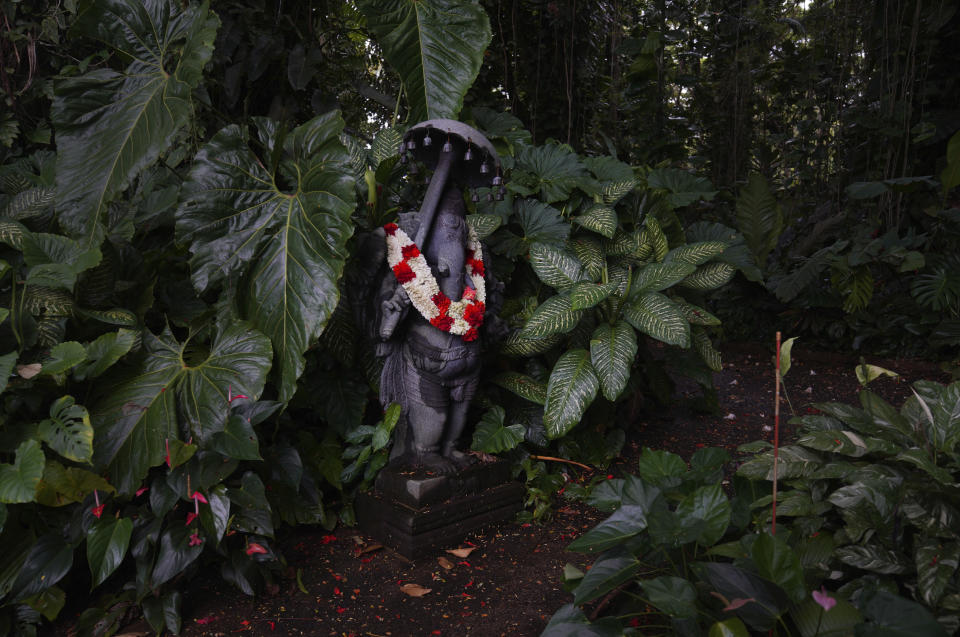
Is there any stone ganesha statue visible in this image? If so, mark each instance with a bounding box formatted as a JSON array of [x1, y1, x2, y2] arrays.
[[355, 120, 507, 474]]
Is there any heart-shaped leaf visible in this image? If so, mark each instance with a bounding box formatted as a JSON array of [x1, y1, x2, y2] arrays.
[[91, 322, 271, 494], [359, 0, 491, 122], [53, 0, 219, 246], [87, 517, 133, 587], [177, 114, 354, 401], [0, 440, 45, 503]]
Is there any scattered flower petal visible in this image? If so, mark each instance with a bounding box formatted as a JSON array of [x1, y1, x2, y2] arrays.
[[246, 542, 268, 556], [446, 547, 476, 558]]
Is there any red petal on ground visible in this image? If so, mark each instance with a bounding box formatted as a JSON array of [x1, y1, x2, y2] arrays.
[[195, 616, 216, 625], [246, 542, 268, 555]]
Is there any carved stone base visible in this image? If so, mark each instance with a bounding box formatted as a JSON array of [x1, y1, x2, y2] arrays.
[[355, 461, 524, 559]]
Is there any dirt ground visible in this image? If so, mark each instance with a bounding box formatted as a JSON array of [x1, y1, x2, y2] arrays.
[[92, 344, 950, 637]]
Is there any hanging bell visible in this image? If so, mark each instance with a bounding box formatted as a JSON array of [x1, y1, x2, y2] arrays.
[[423, 130, 433, 147], [471, 190, 480, 203], [492, 174, 503, 186], [495, 186, 505, 201], [464, 139, 474, 161], [487, 192, 494, 202], [406, 139, 417, 151], [442, 135, 453, 153], [480, 161, 490, 174]]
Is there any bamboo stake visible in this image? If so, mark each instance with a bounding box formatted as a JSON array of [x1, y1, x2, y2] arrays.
[[772, 331, 781, 535], [529, 455, 594, 472]]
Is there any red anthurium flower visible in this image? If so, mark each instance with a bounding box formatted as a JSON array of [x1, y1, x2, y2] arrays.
[[91, 504, 105, 519], [812, 587, 836, 612], [135, 486, 149, 497], [165, 438, 171, 468], [185, 512, 198, 526], [245, 542, 268, 556], [189, 532, 203, 547], [191, 491, 208, 504]]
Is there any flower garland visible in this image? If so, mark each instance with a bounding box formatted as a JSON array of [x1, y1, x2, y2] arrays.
[[384, 222, 486, 342]]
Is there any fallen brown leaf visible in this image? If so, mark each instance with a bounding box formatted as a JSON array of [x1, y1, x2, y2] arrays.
[[400, 583, 432, 597], [437, 556, 454, 570], [446, 547, 477, 558], [357, 543, 383, 555]]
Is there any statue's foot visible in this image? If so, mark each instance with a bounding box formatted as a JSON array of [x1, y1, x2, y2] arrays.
[[443, 449, 477, 470], [415, 451, 460, 475]]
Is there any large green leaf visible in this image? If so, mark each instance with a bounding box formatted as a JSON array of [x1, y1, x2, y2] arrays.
[[641, 576, 698, 618], [631, 262, 696, 295], [647, 167, 716, 208], [86, 517, 133, 587], [470, 406, 525, 453], [151, 525, 204, 589], [543, 349, 600, 439], [8, 532, 74, 601], [529, 242, 586, 290], [574, 204, 617, 238], [177, 114, 354, 401], [491, 372, 547, 405], [570, 282, 617, 310], [359, 0, 491, 122], [857, 588, 949, 637], [37, 396, 93, 464], [0, 440, 45, 503], [750, 533, 806, 603], [21, 232, 101, 290], [567, 504, 647, 553], [514, 143, 590, 203], [916, 539, 960, 608], [573, 553, 641, 605], [52, 0, 219, 246], [735, 174, 783, 267], [589, 321, 637, 401], [91, 323, 271, 495], [74, 329, 137, 381], [623, 292, 690, 347], [521, 295, 583, 338], [675, 483, 731, 546]]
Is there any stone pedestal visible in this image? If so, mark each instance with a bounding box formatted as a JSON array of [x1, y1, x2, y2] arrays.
[[355, 460, 524, 559]]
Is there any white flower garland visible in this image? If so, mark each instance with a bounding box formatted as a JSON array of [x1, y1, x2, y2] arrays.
[[384, 222, 486, 341]]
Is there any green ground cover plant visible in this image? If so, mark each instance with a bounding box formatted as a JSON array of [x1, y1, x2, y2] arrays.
[[546, 369, 960, 636]]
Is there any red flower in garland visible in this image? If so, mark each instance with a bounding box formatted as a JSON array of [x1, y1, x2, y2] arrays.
[[432, 292, 451, 314], [467, 257, 484, 277], [401, 244, 421, 259], [384, 223, 399, 236], [463, 328, 479, 342], [463, 301, 485, 328], [430, 314, 454, 331], [392, 261, 416, 284]]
